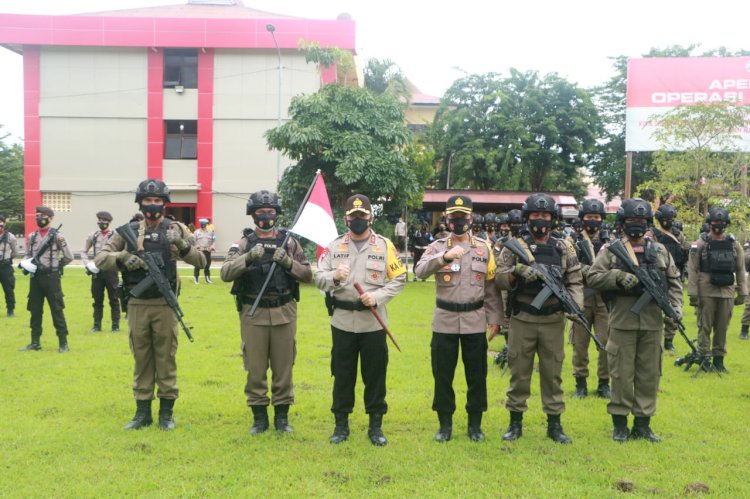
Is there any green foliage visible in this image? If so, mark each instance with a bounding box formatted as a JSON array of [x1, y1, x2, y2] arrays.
[[363, 58, 410, 101], [266, 84, 421, 214], [3, 270, 750, 496], [298, 40, 354, 86], [0, 127, 24, 218], [431, 70, 600, 197]]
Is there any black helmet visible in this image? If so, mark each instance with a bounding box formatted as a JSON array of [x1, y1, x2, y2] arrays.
[[497, 213, 510, 225], [616, 198, 653, 225], [247, 190, 282, 215], [700, 222, 710, 233], [579, 198, 606, 218], [507, 209, 524, 224], [706, 207, 730, 225], [471, 214, 485, 227], [484, 213, 497, 226], [571, 217, 582, 228], [522, 193, 557, 219], [135, 179, 171, 204], [655, 204, 677, 221]]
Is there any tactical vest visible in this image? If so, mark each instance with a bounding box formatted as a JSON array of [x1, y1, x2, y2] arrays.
[[654, 228, 685, 268], [517, 235, 562, 297], [122, 220, 177, 298], [233, 230, 297, 298], [609, 240, 667, 297], [699, 236, 736, 286]]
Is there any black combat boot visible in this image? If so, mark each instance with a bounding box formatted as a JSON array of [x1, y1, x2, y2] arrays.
[[612, 415, 629, 443], [158, 398, 176, 430], [58, 335, 69, 353], [274, 404, 293, 433], [329, 413, 350, 444], [741, 325, 749, 340], [502, 411, 523, 441], [596, 378, 611, 399], [367, 413, 387, 446], [249, 405, 269, 435], [664, 338, 675, 351], [91, 323, 102, 333], [124, 399, 153, 430], [112, 322, 120, 333], [574, 376, 587, 398], [467, 412, 485, 442], [18, 335, 42, 351], [434, 412, 452, 443], [546, 414, 572, 444], [713, 356, 730, 374], [7, 308, 14, 318], [630, 416, 660, 442]]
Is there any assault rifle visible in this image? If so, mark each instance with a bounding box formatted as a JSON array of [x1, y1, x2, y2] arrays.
[[116, 223, 194, 342], [504, 238, 603, 350], [494, 344, 509, 375], [576, 238, 598, 300], [20, 224, 62, 276], [606, 240, 711, 374]]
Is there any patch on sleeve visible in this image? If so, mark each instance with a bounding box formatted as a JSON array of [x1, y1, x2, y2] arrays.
[[318, 247, 330, 266], [385, 239, 406, 278]]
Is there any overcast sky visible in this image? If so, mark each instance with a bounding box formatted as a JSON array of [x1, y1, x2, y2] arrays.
[[1, 0, 748, 142]]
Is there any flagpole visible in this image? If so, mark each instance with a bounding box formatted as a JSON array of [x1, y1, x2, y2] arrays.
[[249, 169, 322, 317]]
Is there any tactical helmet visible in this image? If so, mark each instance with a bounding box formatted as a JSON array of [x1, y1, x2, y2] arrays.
[[471, 214, 485, 227], [700, 222, 710, 234], [571, 217, 582, 229], [655, 204, 677, 221], [497, 213, 510, 226], [246, 190, 282, 215], [507, 209, 524, 224], [135, 179, 171, 204], [579, 198, 607, 218], [522, 193, 557, 219], [483, 213, 497, 226], [616, 198, 653, 225], [706, 207, 730, 225]]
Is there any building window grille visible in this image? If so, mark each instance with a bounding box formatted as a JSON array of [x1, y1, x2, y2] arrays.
[[42, 192, 72, 212]]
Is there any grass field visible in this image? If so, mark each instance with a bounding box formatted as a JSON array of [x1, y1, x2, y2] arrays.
[[1, 267, 750, 497]]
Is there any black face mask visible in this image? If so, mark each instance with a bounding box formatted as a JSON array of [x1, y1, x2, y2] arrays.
[[141, 204, 164, 220], [529, 219, 552, 236], [448, 218, 470, 236], [348, 218, 370, 235], [660, 219, 673, 230], [253, 213, 277, 232], [499, 228, 510, 237], [36, 216, 50, 228], [200, 223, 207, 229], [98, 222, 109, 231], [711, 222, 726, 235], [510, 225, 522, 237], [670, 226, 681, 236], [583, 220, 601, 234], [624, 221, 648, 238]]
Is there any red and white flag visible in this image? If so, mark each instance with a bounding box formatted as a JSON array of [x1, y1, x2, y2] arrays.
[[290, 170, 339, 249]]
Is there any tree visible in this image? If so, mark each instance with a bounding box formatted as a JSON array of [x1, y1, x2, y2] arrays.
[[431, 70, 600, 197], [637, 103, 750, 236], [265, 83, 419, 215], [0, 127, 24, 218], [363, 58, 410, 101]]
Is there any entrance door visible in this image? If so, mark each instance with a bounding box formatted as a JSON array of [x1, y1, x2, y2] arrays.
[[166, 204, 196, 228]]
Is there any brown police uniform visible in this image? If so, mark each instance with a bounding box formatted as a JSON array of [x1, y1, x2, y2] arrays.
[[587, 237, 682, 420], [496, 235, 583, 417], [24, 224, 74, 349], [95, 219, 204, 401], [82, 228, 121, 330], [687, 235, 746, 357], [741, 248, 750, 335], [220, 230, 311, 408], [0, 227, 17, 315], [651, 226, 690, 342]]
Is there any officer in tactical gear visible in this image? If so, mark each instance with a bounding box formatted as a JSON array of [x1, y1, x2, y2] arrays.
[[416, 195, 501, 443], [687, 208, 746, 373], [652, 204, 690, 351], [483, 213, 497, 243], [588, 198, 682, 442], [497, 214, 511, 240], [95, 179, 205, 431], [81, 211, 121, 332], [496, 193, 583, 444], [471, 214, 487, 239], [570, 199, 610, 399], [18, 206, 74, 352], [507, 209, 525, 238], [740, 240, 750, 340], [221, 190, 311, 435], [0, 214, 18, 317], [315, 194, 406, 446], [193, 218, 216, 284]]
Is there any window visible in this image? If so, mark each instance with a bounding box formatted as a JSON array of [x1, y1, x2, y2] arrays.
[[163, 49, 198, 89], [164, 120, 197, 159], [42, 192, 72, 213]]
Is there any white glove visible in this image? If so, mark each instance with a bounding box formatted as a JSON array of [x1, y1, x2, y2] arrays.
[[20, 258, 38, 274], [86, 262, 100, 274]]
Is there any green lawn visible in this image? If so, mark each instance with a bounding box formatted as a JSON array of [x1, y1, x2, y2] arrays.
[[1, 268, 749, 497]]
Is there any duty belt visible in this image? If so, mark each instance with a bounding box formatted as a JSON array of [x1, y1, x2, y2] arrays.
[[436, 298, 484, 312], [514, 301, 563, 316], [241, 293, 293, 309], [331, 297, 368, 311]]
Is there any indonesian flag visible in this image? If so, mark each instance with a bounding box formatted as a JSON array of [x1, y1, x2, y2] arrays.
[[290, 170, 339, 250]]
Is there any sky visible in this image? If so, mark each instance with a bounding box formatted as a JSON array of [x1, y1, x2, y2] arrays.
[[1, 0, 748, 142]]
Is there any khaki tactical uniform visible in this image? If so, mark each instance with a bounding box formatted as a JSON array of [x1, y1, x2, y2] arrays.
[[496, 235, 583, 416], [220, 230, 311, 407], [587, 237, 682, 418], [82, 229, 121, 329], [95, 219, 205, 400], [0, 231, 18, 314], [687, 235, 746, 356], [652, 226, 690, 340], [741, 249, 750, 327]]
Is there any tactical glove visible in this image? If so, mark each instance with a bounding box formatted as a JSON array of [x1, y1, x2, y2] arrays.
[[117, 251, 146, 271], [513, 263, 542, 282], [273, 247, 293, 270], [735, 295, 746, 306], [245, 243, 265, 264], [615, 270, 639, 290], [689, 296, 700, 308], [166, 228, 188, 250]]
